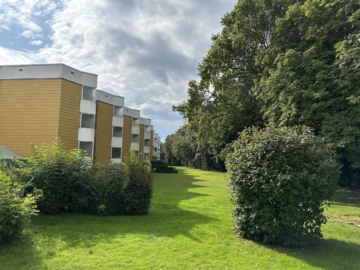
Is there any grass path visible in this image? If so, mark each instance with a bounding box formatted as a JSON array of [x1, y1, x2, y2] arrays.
[[1, 167, 360, 269]]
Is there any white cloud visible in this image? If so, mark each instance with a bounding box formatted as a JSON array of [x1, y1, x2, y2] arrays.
[[0, 0, 57, 39], [0, 46, 36, 64], [29, 39, 43, 45], [0, 0, 237, 139]]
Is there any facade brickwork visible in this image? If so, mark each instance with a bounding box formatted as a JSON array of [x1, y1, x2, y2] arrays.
[[94, 101, 113, 163], [0, 79, 62, 157]]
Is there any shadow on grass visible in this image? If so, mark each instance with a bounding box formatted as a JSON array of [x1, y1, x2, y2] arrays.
[[0, 167, 218, 268], [269, 238, 360, 270], [332, 189, 360, 206], [0, 232, 46, 270]]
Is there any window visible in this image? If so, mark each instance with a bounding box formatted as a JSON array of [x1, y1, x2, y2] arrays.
[[81, 114, 95, 128], [113, 127, 123, 137], [79, 142, 93, 155], [144, 139, 150, 147], [82, 86, 94, 100], [133, 118, 139, 126], [112, 148, 121, 159], [132, 134, 139, 143], [135, 151, 139, 157], [114, 106, 123, 117], [144, 153, 150, 160]]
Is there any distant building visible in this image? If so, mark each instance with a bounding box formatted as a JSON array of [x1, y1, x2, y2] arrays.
[[153, 133, 161, 160], [0, 63, 158, 163]]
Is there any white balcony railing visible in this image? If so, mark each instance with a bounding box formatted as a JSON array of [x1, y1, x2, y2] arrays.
[[132, 126, 139, 134], [78, 128, 95, 142], [111, 158, 122, 163], [131, 142, 139, 151], [112, 116, 123, 127], [80, 99, 96, 114], [111, 137, 123, 147]]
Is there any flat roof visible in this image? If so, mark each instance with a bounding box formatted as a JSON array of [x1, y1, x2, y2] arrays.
[[0, 63, 97, 76], [0, 63, 98, 87]]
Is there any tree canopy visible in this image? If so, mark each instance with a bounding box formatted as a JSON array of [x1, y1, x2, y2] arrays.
[[176, 0, 360, 187]]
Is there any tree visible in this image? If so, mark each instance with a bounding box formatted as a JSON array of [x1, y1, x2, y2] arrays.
[[162, 134, 180, 166], [258, 0, 360, 188], [177, 0, 303, 158]]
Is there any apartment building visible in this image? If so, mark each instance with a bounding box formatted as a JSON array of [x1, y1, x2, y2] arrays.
[[153, 132, 161, 160], [0, 63, 158, 163]]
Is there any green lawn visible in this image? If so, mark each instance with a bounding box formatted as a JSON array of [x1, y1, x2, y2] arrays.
[[1, 167, 360, 269]]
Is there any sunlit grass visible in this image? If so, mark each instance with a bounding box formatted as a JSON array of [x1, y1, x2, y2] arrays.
[[1, 167, 360, 269]]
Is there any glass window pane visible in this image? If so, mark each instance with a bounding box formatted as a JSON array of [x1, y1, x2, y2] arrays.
[[79, 142, 93, 155], [112, 148, 121, 159], [113, 127, 123, 137], [81, 114, 94, 128]]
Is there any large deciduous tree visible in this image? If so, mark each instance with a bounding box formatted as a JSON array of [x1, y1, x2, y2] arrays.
[[258, 0, 360, 188], [177, 0, 301, 157]]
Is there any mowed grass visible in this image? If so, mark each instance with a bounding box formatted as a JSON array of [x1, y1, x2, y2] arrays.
[[1, 167, 360, 269]]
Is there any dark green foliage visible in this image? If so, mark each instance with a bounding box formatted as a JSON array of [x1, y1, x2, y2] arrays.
[[151, 160, 178, 173], [226, 126, 340, 246], [123, 150, 153, 215], [162, 125, 225, 171], [91, 162, 128, 215], [18, 140, 95, 214], [8, 140, 154, 216], [0, 170, 38, 244], [175, 0, 360, 188], [176, 0, 300, 158], [258, 0, 360, 187]]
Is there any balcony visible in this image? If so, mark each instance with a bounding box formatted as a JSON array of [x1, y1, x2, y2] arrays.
[[78, 128, 95, 142], [144, 146, 150, 153], [111, 137, 123, 147], [144, 132, 150, 139], [80, 99, 96, 114], [111, 158, 122, 163], [112, 116, 123, 127], [131, 142, 139, 151], [132, 126, 139, 134]]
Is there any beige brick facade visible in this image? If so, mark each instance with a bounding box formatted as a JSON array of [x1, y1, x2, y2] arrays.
[[94, 102, 113, 163], [58, 80, 82, 152], [0, 79, 62, 157], [0, 64, 158, 163]]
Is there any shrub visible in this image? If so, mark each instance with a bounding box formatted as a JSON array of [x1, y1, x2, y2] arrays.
[[123, 150, 153, 215], [5, 140, 154, 217], [92, 162, 129, 215], [226, 126, 340, 246], [0, 170, 38, 244], [150, 160, 178, 173], [21, 139, 95, 214]]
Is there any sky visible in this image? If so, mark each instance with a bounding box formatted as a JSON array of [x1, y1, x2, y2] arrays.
[[0, 0, 237, 140]]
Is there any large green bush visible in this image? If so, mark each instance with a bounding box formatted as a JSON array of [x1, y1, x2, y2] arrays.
[[150, 160, 178, 173], [8, 141, 154, 216], [6, 141, 154, 216], [11, 140, 96, 214], [226, 126, 340, 246], [123, 150, 153, 215], [0, 170, 38, 244], [92, 162, 129, 215]]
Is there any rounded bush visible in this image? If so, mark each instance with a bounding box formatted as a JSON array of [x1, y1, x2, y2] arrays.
[[0, 170, 38, 244], [226, 126, 339, 246]]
